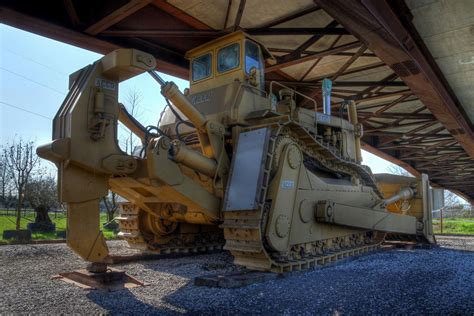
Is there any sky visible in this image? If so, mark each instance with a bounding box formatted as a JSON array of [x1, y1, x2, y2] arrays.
[[0, 23, 410, 176]]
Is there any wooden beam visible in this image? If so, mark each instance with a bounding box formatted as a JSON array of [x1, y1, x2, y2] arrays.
[[357, 112, 435, 120], [267, 47, 376, 57], [151, 0, 211, 29], [101, 29, 225, 37], [247, 27, 349, 36], [223, 0, 232, 29], [315, 0, 474, 159], [373, 94, 413, 116], [101, 27, 350, 37], [331, 45, 367, 81], [0, 7, 119, 54], [258, 5, 321, 28], [0, 7, 188, 79], [233, 0, 246, 31], [306, 61, 386, 82], [350, 89, 413, 107], [355, 96, 418, 111], [335, 52, 377, 57], [364, 131, 451, 138], [268, 80, 406, 88], [364, 119, 437, 133], [356, 73, 398, 99], [294, 21, 339, 57], [85, 0, 152, 35], [63, 0, 81, 27], [300, 57, 323, 81], [300, 34, 342, 81], [265, 42, 361, 73]]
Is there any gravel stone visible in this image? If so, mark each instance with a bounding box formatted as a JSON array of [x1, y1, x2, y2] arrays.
[[1, 237, 473, 315]]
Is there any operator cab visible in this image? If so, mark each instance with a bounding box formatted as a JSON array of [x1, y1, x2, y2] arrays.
[[186, 31, 275, 94]]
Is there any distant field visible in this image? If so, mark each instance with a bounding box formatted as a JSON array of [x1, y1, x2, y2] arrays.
[[0, 209, 117, 241], [1, 210, 473, 242], [432, 218, 474, 235]]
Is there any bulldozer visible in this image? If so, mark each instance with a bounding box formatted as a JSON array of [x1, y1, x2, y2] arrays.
[[38, 31, 434, 273]]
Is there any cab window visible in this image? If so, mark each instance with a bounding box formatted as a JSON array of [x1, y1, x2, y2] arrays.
[[217, 43, 240, 73], [192, 53, 212, 81], [245, 40, 262, 74]]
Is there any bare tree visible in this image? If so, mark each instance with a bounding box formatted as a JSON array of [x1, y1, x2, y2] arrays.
[[386, 164, 411, 177], [24, 173, 59, 231], [444, 190, 460, 209], [102, 191, 120, 224], [0, 150, 12, 206], [3, 139, 39, 231], [121, 88, 143, 155]]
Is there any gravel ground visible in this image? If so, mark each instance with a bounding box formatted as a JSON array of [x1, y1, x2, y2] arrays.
[[436, 235, 474, 251], [1, 237, 473, 315]]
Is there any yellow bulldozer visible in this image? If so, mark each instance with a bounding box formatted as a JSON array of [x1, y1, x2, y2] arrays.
[[38, 31, 434, 273]]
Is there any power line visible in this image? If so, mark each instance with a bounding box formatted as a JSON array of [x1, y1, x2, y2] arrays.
[[0, 67, 66, 95], [4, 48, 68, 76], [0, 101, 52, 120]]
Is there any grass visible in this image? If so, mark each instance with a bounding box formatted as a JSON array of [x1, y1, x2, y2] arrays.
[[0, 209, 117, 241], [432, 217, 474, 235]]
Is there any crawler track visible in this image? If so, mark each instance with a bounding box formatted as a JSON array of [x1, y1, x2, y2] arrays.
[[223, 124, 385, 272], [117, 203, 224, 255]]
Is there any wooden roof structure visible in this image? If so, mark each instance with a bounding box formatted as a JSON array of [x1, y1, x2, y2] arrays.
[[1, 0, 473, 203]]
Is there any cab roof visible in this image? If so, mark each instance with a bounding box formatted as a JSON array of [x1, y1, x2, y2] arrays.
[[185, 31, 275, 63]]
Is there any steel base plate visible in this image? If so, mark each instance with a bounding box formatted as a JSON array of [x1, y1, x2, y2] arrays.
[[52, 267, 147, 291]]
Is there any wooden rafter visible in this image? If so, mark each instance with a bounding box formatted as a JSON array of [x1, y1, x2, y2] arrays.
[[378, 120, 440, 146], [364, 119, 437, 133], [373, 94, 413, 115], [307, 61, 386, 83], [101, 27, 350, 37], [151, 0, 211, 29], [223, 0, 232, 28], [258, 5, 321, 28], [355, 96, 418, 111], [85, 0, 152, 35], [358, 112, 435, 120], [272, 80, 406, 88], [63, 0, 81, 27], [331, 45, 367, 81], [296, 21, 339, 57], [267, 47, 376, 58], [265, 42, 361, 73], [233, 0, 246, 31], [315, 0, 474, 158], [333, 89, 412, 108]]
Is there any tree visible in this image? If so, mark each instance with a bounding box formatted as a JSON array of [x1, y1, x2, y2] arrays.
[[122, 88, 144, 155], [3, 139, 39, 231], [0, 151, 12, 206], [102, 191, 120, 229], [24, 174, 59, 231], [386, 164, 412, 177], [444, 190, 460, 210]]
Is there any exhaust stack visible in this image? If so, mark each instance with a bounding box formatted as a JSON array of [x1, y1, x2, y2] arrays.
[[322, 78, 332, 115]]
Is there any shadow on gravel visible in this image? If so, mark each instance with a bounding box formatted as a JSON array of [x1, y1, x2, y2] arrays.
[[160, 248, 474, 314], [137, 251, 239, 279], [86, 289, 176, 315]]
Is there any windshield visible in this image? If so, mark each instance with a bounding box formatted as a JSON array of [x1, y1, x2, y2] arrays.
[[217, 43, 240, 73], [192, 53, 212, 81]]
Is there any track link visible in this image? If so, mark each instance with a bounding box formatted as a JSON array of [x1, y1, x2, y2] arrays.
[[117, 203, 224, 255]]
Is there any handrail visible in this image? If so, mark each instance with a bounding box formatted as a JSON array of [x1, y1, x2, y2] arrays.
[[268, 81, 318, 113], [268, 81, 318, 130]]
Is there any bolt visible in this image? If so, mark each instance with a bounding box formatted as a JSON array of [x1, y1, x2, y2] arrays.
[[326, 206, 333, 218]]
